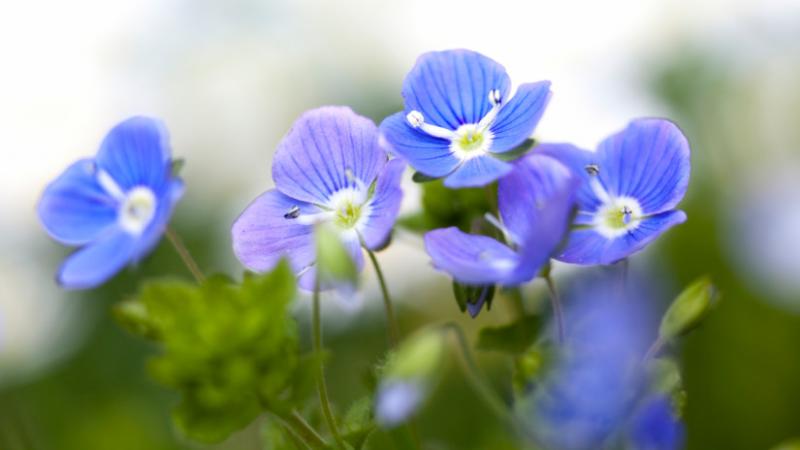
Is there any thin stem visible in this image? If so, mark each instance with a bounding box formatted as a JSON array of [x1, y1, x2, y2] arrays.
[[280, 424, 311, 450], [165, 226, 205, 284], [312, 279, 347, 450], [543, 274, 565, 343], [366, 249, 400, 347], [282, 411, 328, 450], [441, 323, 515, 425]]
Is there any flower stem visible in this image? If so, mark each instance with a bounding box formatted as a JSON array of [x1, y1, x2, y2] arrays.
[[643, 335, 665, 363], [165, 226, 205, 284], [366, 249, 400, 347], [441, 323, 514, 425], [284, 410, 329, 449], [312, 279, 346, 450], [543, 274, 565, 343]]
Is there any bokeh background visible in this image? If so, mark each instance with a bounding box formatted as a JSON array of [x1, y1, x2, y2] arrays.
[[2, 0, 800, 449]]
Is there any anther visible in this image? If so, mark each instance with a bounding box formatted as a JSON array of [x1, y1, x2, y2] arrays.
[[406, 110, 425, 128], [585, 164, 600, 176], [284, 205, 301, 219], [488, 89, 502, 106], [621, 206, 633, 224]]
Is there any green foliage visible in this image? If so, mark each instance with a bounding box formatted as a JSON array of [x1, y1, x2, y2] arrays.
[[341, 397, 376, 450], [493, 138, 536, 162], [384, 329, 446, 380], [660, 276, 720, 340], [397, 179, 495, 233], [114, 261, 299, 443], [771, 439, 800, 450], [452, 282, 496, 315], [315, 224, 358, 287], [476, 316, 542, 354], [647, 357, 687, 416], [512, 344, 553, 394]]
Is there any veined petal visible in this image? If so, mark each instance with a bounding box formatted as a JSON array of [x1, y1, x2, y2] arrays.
[[57, 229, 138, 289], [498, 153, 577, 241], [403, 49, 511, 129], [361, 159, 406, 249], [489, 81, 552, 153], [556, 210, 687, 265], [379, 112, 460, 178], [38, 159, 118, 245], [443, 155, 512, 188], [232, 189, 317, 277], [95, 116, 172, 191], [596, 119, 690, 214], [424, 227, 519, 285], [535, 143, 605, 213], [272, 106, 386, 205]]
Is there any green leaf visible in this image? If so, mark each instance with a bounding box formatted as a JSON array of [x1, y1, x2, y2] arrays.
[[397, 179, 493, 234], [171, 158, 186, 176], [114, 261, 299, 443], [512, 344, 552, 394], [659, 276, 720, 340], [315, 224, 358, 287], [646, 357, 686, 416], [411, 171, 440, 183], [476, 316, 542, 354], [493, 138, 536, 162], [342, 397, 376, 450]]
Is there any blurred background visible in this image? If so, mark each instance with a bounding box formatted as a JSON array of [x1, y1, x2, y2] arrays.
[[1, 0, 800, 448]]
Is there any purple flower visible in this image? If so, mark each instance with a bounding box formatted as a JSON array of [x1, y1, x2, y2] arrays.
[[539, 119, 691, 265], [423, 153, 577, 287], [380, 49, 552, 188], [628, 395, 685, 450], [37, 117, 184, 289], [232, 106, 405, 289], [375, 379, 425, 428]]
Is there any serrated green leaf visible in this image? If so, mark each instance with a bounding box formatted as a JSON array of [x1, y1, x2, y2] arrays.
[[114, 260, 299, 443], [659, 276, 719, 340], [476, 316, 542, 354]]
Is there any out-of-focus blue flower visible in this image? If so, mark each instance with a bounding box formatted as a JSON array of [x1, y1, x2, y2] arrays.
[[539, 119, 690, 265], [375, 379, 425, 428], [37, 117, 184, 289], [424, 153, 577, 287], [232, 106, 404, 289], [525, 280, 652, 450], [380, 49, 552, 188], [628, 395, 685, 450]]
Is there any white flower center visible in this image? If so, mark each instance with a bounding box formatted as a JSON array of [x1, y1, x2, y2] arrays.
[[119, 186, 157, 235], [593, 196, 643, 238], [406, 89, 504, 161], [284, 180, 373, 240]]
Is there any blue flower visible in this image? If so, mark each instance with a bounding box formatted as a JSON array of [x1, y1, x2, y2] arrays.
[[37, 117, 184, 289], [628, 395, 685, 450], [380, 49, 552, 188], [539, 119, 691, 265], [232, 106, 405, 289], [526, 280, 652, 449], [375, 379, 425, 428], [424, 153, 577, 288]]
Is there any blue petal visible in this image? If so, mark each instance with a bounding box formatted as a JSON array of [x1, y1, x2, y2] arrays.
[[95, 116, 172, 191], [272, 106, 386, 205], [596, 119, 690, 214], [361, 159, 406, 249], [489, 81, 552, 153], [57, 230, 138, 289], [628, 396, 685, 450], [556, 210, 687, 265], [379, 112, 460, 178], [38, 159, 118, 245], [443, 155, 512, 188], [498, 153, 577, 240], [535, 143, 604, 215], [376, 380, 424, 428], [424, 227, 519, 285], [402, 49, 511, 128], [232, 189, 317, 277]]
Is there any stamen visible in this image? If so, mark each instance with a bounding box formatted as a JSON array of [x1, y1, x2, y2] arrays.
[[584, 164, 600, 176], [96, 169, 125, 201], [484, 213, 520, 245], [622, 206, 633, 224], [294, 211, 336, 226], [284, 205, 301, 219], [584, 164, 612, 203], [478, 89, 504, 132], [406, 110, 458, 140]]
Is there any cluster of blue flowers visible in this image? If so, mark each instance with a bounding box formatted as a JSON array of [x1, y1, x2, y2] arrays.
[[38, 49, 691, 450]]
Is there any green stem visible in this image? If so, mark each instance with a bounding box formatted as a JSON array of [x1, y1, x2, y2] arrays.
[[543, 274, 565, 343], [366, 249, 400, 347], [282, 411, 328, 450], [312, 279, 347, 450], [165, 226, 206, 284], [441, 323, 515, 425]]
